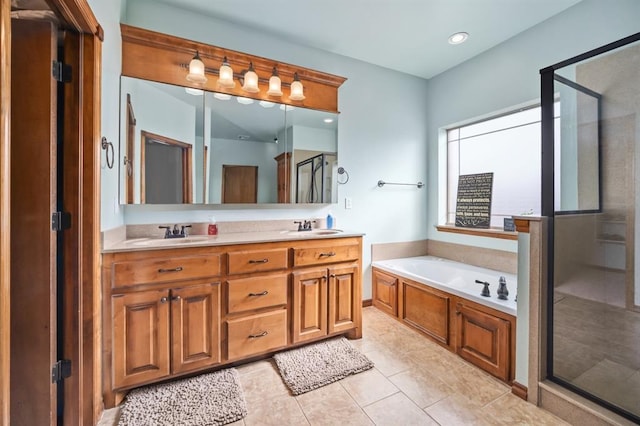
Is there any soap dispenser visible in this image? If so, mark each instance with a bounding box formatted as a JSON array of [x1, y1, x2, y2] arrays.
[[207, 216, 218, 236], [326, 211, 334, 229]]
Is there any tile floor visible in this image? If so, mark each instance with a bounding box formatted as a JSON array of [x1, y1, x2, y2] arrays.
[[101, 307, 569, 425]]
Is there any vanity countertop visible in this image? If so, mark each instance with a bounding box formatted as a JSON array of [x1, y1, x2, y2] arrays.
[[102, 229, 364, 253]]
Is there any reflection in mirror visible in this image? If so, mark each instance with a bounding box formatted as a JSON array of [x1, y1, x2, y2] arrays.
[[205, 93, 339, 204], [119, 76, 204, 204]]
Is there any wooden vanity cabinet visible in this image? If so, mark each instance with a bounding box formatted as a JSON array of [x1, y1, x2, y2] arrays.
[[400, 280, 452, 347]]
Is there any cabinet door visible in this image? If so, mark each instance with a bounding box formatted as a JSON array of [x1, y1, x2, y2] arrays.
[[372, 269, 398, 317], [292, 268, 328, 343], [401, 281, 450, 346], [171, 283, 221, 374], [112, 289, 170, 389], [328, 263, 359, 334], [455, 302, 511, 381]]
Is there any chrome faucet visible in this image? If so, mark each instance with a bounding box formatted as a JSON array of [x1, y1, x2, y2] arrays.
[[159, 224, 192, 239], [294, 220, 314, 231]]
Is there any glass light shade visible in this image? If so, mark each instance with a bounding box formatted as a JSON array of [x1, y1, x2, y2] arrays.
[[217, 59, 236, 88], [289, 73, 305, 101], [267, 68, 283, 97], [242, 68, 260, 93], [186, 53, 207, 84]]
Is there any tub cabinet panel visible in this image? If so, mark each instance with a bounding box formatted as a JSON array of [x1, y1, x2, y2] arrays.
[[103, 237, 362, 407], [372, 269, 398, 316], [401, 280, 450, 346], [456, 301, 511, 381], [371, 266, 515, 383]]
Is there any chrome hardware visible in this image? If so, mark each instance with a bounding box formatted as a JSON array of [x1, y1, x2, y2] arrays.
[[158, 266, 183, 273], [249, 291, 269, 297], [160, 297, 168, 303], [319, 252, 336, 257], [474, 279, 491, 297], [330, 274, 336, 278], [497, 276, 509, 300], [159, 224, 192, 239], [249, 259, 269, 264], [294, 219, 315, 231], [248, 331, 268, 339], [171, 295, 181, 301]]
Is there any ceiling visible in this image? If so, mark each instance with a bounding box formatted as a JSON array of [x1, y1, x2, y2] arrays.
[[154, 0, 583, 79]]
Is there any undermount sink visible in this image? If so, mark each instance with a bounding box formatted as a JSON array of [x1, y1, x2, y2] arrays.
[[128, 236, 211, 246], [281, 229, 343, 236]]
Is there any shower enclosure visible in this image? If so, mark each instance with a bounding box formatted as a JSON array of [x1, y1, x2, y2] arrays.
[[295, 153, 337, 203], [542, 32, 640, 423]]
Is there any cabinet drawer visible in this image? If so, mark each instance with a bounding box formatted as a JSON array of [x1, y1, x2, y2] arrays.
[[112, 254, 222, 288], [227, 309, 288, 360], [292, 243, 359, 267], [227, 248, 288, 275], [227, 274, 288, 314]]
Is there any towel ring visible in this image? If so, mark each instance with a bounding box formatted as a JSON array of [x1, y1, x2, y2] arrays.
[[101, 137, 114, 169]]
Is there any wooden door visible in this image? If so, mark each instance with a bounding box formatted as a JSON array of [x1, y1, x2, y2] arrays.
[[112, 289, 170, 389], [274, 152, 290, 203], [328, 263, 359, 334], [292, 268, 328, 343], [372, 269, 398, 317], [222, 165, 257, 203], [10, 19, 57, 426], [171, 283, 221, 374], [455, 302, 511, 381]]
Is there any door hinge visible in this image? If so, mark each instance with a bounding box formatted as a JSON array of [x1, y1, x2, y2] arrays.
[[52, 359, 72, 383], [52, 60, 72, 83], [52, 211, 71, 231]]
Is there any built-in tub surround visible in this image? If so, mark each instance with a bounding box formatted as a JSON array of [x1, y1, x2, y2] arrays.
[[373, 256, 517, 316]]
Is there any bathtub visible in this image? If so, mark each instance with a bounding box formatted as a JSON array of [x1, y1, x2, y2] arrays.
[[372, 256, 517, 316]]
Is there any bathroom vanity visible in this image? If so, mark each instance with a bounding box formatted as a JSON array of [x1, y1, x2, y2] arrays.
[[101, 231, 362, 407]]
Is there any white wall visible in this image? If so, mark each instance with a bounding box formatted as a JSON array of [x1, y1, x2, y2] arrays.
[[426, 0, 640, 253], [118, 0, 430, 299]]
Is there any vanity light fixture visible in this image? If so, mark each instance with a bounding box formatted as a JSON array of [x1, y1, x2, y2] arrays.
[[241, 62, 260, 93], [217, 56, 236, 88], [448, 32, 469, 45], [267, 67, 283, 97], [289, 72, 305, 101], [186, 51, 207, 83], [213, 93, 231, 100]]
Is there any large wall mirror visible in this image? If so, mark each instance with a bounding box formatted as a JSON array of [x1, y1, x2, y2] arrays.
[[119, 76, 339, 205]]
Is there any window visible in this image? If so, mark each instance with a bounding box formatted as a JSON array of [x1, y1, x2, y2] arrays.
[[446, 105, 560, 228]]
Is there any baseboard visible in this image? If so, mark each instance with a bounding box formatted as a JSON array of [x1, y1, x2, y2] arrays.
[[362, 299, 373, 307], [512, 381, 528, 400]]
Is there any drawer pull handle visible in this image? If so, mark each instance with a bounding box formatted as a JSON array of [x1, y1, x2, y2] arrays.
[[319, 252, 336, 258], [248, 331, 268, 339], [158, 266, 183, 273], [249, 259, 269, 264], [249, 291, 269, 297]]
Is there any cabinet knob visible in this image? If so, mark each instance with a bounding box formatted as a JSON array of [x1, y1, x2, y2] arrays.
[[171, 295, 181, 301], [330, 274, 336, 278], [248, 331, 268, 339], [160, 297, 168, 303]]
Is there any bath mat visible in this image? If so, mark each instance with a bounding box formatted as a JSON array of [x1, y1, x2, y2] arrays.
[[273, 336, 374, 395], [118, 368, 247, 426]]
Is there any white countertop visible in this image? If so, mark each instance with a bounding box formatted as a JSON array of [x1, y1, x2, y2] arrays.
[[102, 229, 364, 253]]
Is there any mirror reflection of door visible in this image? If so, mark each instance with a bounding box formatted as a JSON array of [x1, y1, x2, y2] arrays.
[[125, 94, 136, 203], [222, 165, 257, 203], [141, 131, 193, 203]]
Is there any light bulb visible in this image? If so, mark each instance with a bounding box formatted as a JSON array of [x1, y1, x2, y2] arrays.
[[289, 72, 305, 101], [267, 67, 283, 96], [186, 51, 207, 84], [217, 56, 235, 88], [242, 62, 260, 93]]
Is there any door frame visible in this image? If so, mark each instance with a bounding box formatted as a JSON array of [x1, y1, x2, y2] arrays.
[[0, 1, 103, 424]]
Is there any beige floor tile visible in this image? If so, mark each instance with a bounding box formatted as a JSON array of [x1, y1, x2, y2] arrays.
[[97, 407, 121, 426], [388, 368, 453, 409], [239, 361, 291, 407], [340, 368, 400, 407], [425, 394, 500, 426], [436, 362, 510, 407], [243, 394, 309, 426], [364, 347, 414, 377], [363, 392, 439, 426], [483, 393, 571, 426], [296, 382, 373, 426]]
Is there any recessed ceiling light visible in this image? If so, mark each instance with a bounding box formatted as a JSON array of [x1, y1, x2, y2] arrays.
[[259, 101, 275, 108], [448, 32, 469, 45], [323, 118, 334, 123], [185, 87, 204, 96], [236, 96, 254, 105], [213, 93, 231, 100], [279, 104, 295, 111]]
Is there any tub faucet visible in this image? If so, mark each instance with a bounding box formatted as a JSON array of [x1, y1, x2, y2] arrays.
[[475, 279, 491, 297], [497, 276, 509, 300]]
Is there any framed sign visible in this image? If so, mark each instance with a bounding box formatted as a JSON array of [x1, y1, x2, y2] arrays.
[[455, 172, 493, 229]]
